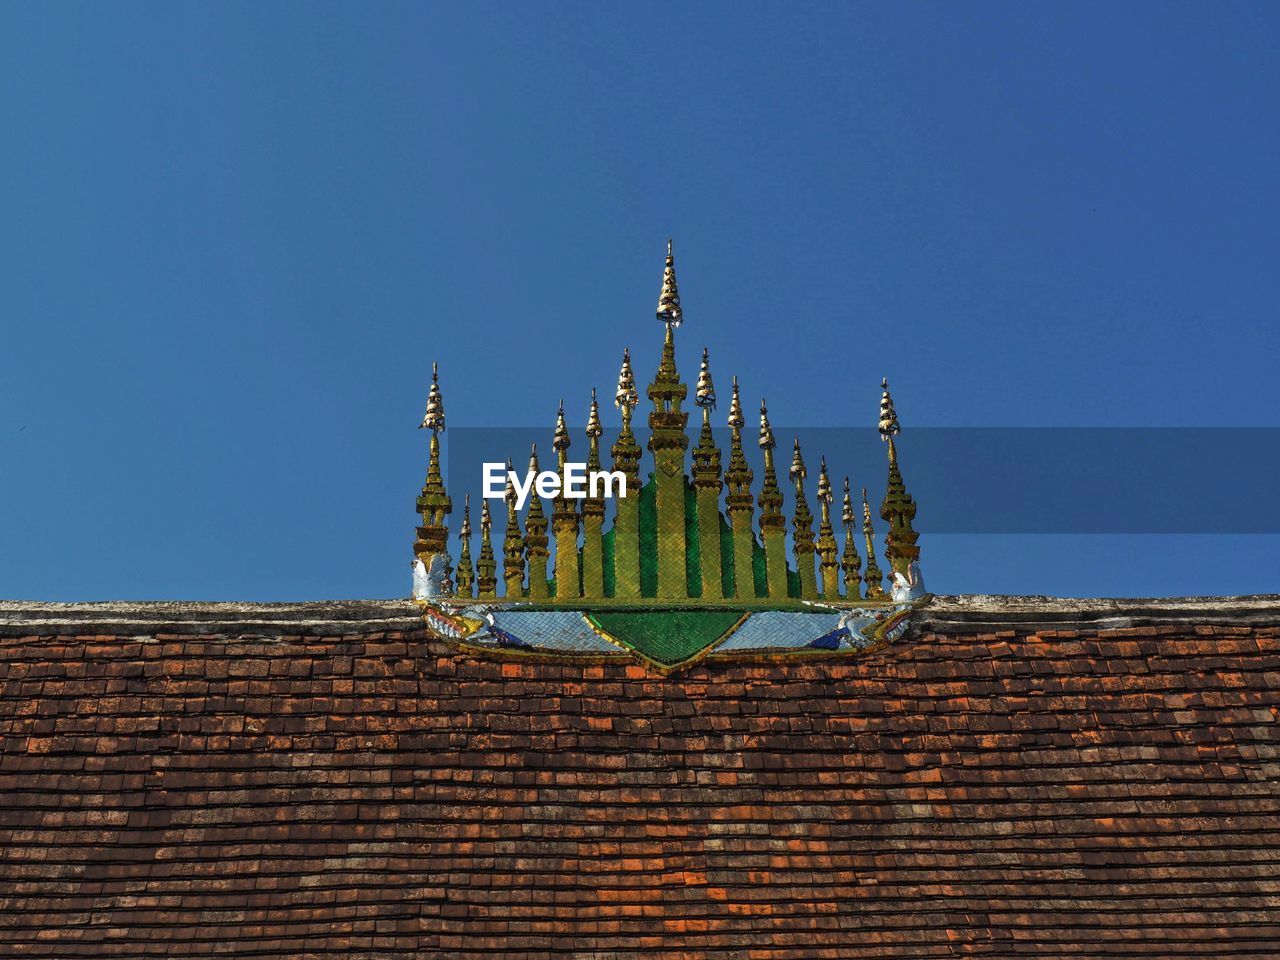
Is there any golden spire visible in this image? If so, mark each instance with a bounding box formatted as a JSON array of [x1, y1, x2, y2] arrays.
[[756, 399, 787, 597], [615, 347, 638, 415], [414, 363, 452, 563], [656, 238, 683, 328], [610, 349, 643, 600], [647, 244, 691, 600], [476, 497, 497, 598], [611, 348, 642, 478], [817, 458, 832, 509], [758, 398, 776, 451], [525, 443, 549, 557], [692, 348, 721, 489], [723, 376, 756, 599], [586, 388, 603, 440], [840, 478, 862, 599], [789, 438, 807, 484], [454, 494, 474, 597], [524, 444, 550, 598], [878, 378, 921, 577], [695, 347, 716, 411], [553, 399, 571, 454], [878, 377, 900, 441], [549, 401, 580, 600], [583, 390, 605, 524], [646, 272, 688, 457], [723, 379, 752, 492], [789, 439, 816, 597], [756, 400, 784, 527], [815, 456, 840, 597], [727, 376, 744, 430], [419, 362, 446, 432], [585, 388, 603, 472], [862, 486, 886, 599], [502, 458, 525, 597], [651, 320, 682, 391]]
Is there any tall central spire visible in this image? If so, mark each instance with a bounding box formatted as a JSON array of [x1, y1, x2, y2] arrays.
[[647, 241, 690, 599]]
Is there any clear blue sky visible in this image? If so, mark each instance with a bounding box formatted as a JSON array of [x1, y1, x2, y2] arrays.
[[2, 3, 1276, 600]]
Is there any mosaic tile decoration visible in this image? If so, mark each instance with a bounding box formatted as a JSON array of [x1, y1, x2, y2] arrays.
[[420, 601, 917, 672]]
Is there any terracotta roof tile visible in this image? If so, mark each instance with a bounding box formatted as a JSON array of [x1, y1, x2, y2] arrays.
[[0, 604, 1279, 957]]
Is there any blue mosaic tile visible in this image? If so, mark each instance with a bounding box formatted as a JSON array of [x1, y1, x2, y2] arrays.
[[485, 611, 620, 653], [716, 611, 848, 651]]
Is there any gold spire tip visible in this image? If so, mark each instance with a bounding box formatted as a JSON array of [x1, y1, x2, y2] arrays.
[[420, 362, 446, 432], [789, 438, 806, 480], [727, 377, 743, 429], [586, 388, 603, 438], [695, 346, 716, 410], [758, 399, 775, 449], [656, 239, 683, 327], [879, 377, 900, 441], [615, 348, 638, 408]]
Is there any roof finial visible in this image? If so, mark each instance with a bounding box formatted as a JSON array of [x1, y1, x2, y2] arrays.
[[454, 493, 474, 597], [727, 376, 744, 430], [476, 495, 497, 598], [615, 347, 638, 411], [789, 437, 807, 482], [878, 378, 920, 577], [817, 456, 832, 506], [459, 493, 472, 540], [695, 347, 716, 411], [814, 456, 840, 598], [841, 477, 863, 599], [419, 361, 446, 432], [758, 398, 775, 450], [586, 388, 602, 440], [414, 362, 451, 564], [878, 377, 900, 441], [503, 458, 518, 510], [789, 438, 817, 598], [692, 350, 722, 490], [656, 239, 683, 328], [524, 442, 550, 598], [553, 400, 570, 453], [502, 457, 525, 598], [862, 486, 886, 599]]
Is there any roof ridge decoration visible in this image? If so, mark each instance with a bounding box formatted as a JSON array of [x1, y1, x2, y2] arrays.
[[413, 242, 927, 673]]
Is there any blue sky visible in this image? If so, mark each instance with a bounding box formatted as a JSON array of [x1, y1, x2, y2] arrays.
[[2, 3, 1276, 600]]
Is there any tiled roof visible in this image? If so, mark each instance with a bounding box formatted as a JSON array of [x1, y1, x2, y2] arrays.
[[1, 598, 1279, 958]]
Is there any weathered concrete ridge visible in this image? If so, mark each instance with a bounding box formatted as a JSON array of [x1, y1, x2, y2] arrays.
[[2, 594, 1278, 637]]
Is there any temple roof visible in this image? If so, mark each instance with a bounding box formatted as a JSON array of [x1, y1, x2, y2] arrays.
[[1, 596, 1277, 957]]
